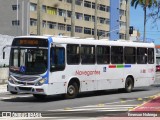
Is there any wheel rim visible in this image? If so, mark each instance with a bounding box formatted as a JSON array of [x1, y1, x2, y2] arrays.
[[68, 85, 75, 95], [126, 79, 132, 90]]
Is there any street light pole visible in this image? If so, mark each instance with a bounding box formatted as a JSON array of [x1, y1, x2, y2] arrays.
[[94, 0, 98, 39], [17, 0, 19, 36], [71, 0, 75, 37], [37, 0, 42, 35], [126, 0, 130, 40]]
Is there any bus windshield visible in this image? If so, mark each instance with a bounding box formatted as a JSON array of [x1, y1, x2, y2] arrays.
[[10, 48, 48, 75]]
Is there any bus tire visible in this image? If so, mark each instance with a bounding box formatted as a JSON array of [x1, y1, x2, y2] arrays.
[[10, 91, 18, 94], [125, 77, 134, 93], [65, 82, 78, 99], [33, 94, 47, 99]]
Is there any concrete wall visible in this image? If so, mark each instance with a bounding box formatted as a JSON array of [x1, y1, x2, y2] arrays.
[[0, 34, 13, 84], [0, 68, 8, 84]]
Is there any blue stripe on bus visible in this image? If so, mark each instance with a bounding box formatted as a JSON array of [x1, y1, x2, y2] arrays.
[[124, 65, 131, 68]]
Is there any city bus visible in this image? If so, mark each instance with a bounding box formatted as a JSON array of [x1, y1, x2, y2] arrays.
[[4, 36, 155, 99]]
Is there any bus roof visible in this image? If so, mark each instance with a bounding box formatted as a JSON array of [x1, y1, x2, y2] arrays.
[[15, 36, 155, 48]]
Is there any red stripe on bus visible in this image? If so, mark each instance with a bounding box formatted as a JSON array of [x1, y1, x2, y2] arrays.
[[109, 65, 116, 68]]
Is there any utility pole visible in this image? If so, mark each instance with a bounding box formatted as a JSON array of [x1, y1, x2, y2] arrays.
[[37, 0, 42, 35], [16, 0, 19, 36], [126, 0, 130, 40], [71, 0, 75, 37], [94, 0, 98, 39]]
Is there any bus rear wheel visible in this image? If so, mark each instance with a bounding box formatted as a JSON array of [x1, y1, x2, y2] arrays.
[[65, 82, 79, 99], [125, 77, 134, 93]]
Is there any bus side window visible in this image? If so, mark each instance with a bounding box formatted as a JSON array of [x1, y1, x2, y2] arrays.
[[50, 47, 65, 72], [148, 48, 154, 64], [57, 48, 65, 65]]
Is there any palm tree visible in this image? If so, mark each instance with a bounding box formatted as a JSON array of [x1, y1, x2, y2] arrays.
[[131, 0, 157, 42]]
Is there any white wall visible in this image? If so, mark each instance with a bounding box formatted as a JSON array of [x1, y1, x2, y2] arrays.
[[0, 34, 14, 66]]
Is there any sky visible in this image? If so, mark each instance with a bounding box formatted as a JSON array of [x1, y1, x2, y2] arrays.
[[130, 5, 160, 45]]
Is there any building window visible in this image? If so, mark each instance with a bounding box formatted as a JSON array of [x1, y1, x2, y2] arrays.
[[42, 5, 46, 13], [42, 21, 46, 28], [47, 7, 57, 15], [119, 33, 125, 39], [92, 3, 95, 9], [99, 4, 106, 11], [92, 16, 95, 22], [106, 19, 110, 24], [67, 11, 71, 17], [76, 13, 83, 20], [58, 9, 66, 17], [30, 19, 37, 26], [84, 1, 91, 8], [12, 5, 19, 11], [12, 20, 20, 26], [30, 3, 37, 11], [67, 25, 71, 31], [84, 28, 91, 34], [120, 9, 126, 16], [106, 6, 110, 12], [58, 23, 65, 30], [47, 22, 56, 29], [84, 14, 91, 21], [99, 17, 105, 24], [76, 0, 83, 6], [120, 21, 126, 27], [75, 26, 83, 33]]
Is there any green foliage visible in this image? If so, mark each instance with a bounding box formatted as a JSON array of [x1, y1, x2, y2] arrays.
[[131, 0, 157, 9]]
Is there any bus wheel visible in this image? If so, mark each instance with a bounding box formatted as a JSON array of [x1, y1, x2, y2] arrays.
[[125, 77, 134, 93], [33, 94, 47, 99], [65, 82, 78, 99], [10, 91, 18, 94]]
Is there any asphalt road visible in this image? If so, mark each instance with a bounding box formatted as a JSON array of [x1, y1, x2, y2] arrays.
[[0, 73, 160, 119]]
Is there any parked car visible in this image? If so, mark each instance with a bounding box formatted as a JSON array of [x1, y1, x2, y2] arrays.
[[156, 65, 160, 72]]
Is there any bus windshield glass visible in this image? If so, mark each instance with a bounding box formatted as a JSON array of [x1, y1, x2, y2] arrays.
[[10, 48, 48, 75], [9, 38, 48, 75]]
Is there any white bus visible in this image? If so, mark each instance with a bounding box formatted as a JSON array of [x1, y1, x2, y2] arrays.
[[4, 36, 155, 99]]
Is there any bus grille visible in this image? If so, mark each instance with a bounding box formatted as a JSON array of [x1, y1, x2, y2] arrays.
[[14, 76, 39, 81], [18, 87, 32, 91]]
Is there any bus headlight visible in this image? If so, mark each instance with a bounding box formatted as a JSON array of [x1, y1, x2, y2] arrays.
[[8, 77, 15, 84], [35, 78, 47, 86]]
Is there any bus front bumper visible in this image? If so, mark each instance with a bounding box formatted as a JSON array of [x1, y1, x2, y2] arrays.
[[7, 82, 48, 95]]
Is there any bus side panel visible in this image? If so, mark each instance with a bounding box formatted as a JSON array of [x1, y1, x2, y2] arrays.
[[47, 71, 66, 95], [96, 65, 124, 90], [73, 65, 97, 92], [133, 64, 155, 87]]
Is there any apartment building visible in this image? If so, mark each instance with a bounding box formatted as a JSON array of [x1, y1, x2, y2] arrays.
[[0, 0, 128, 39]]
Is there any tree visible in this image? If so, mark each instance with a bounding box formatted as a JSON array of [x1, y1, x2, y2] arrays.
[[131, 0, 157, 42], [148, 1, 160, 27]]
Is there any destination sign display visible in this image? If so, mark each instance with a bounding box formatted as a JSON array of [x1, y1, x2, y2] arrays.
[[12, 38, 48, 47]]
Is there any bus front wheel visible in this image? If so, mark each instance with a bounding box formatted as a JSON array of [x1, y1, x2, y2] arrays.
[[65, 82, 79, 99], [125, 77, 134, 93]]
